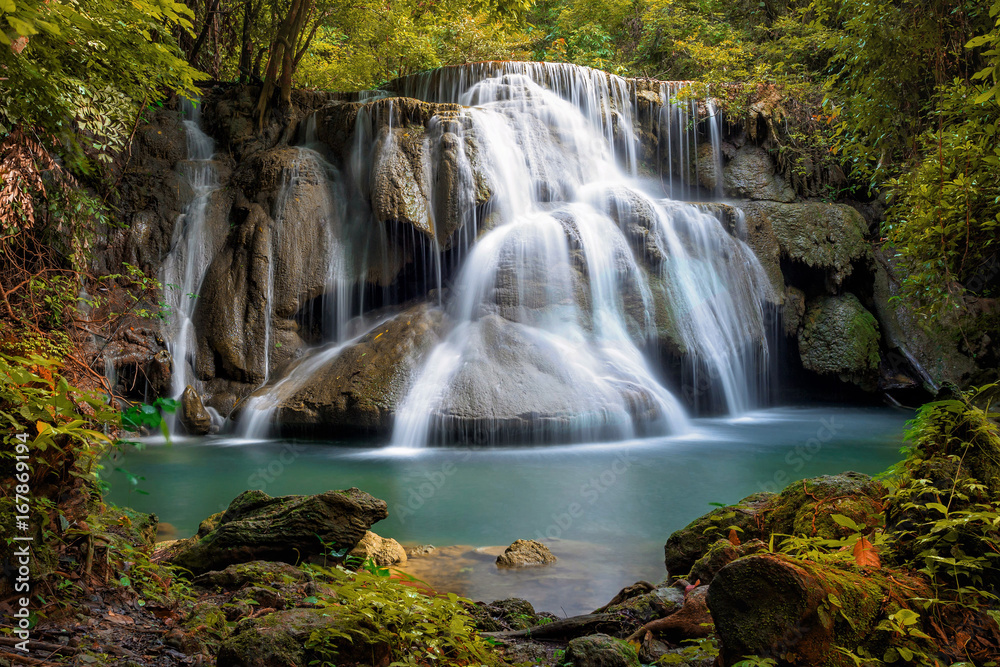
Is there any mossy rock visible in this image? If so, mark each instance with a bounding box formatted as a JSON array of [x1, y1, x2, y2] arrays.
[[467, 597, 539, 632], [742, 201, 870, 287], [708, 553, 929, 666], [217, 607, 389, 667], [798, 293, 881, 391], [689, 538, 768, 585], [768, 472, 886, 540], [565, 633, 641, 667], [232, 585, 286, 610], [168, 488, 388, 574], [94, 504, 159, 550], [664, 492, 775, 580], [0, 497, 58, 596], [605, 586, 684, 624], [197, 510, 225, 537], [666, 473, 886, 582], [193, 560, 312, 591]]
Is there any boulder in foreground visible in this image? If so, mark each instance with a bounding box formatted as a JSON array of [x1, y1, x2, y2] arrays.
[[167, 488, 387, 573]]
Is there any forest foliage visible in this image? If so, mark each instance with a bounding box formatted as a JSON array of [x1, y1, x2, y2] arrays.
[[1, 0, 1000, 330]]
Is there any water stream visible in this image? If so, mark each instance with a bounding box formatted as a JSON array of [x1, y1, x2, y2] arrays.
[[162, 100, 219, 398]]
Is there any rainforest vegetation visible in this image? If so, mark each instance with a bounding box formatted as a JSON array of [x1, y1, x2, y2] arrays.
[[2, 0, 1000, 336], [4, 0, 1000, 665]]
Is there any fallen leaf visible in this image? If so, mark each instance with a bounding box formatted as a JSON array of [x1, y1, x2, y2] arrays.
[[853, 536, 881, 569], [106, 611, 135, 626], [11, 35, 28, 54]]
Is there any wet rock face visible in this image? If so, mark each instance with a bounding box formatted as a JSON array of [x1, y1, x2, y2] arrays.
[[180, 385, 212, 435], [430, 314, 667, 443], [167, 488, 388, 573], [722, 145, 796, 203], [269, 303, 446, 435], [743, 201, 871, 289], [369, 111, 491, 249], [372, 127, 434, 238], [873, 250, 979, 392], [496, 539, 557, 568], [798, 293, 881, 390]]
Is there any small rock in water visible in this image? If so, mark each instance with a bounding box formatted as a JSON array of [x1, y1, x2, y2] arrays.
[[495, 539, 557, 568], [408, 544, 436, 557], [180, 385, 212, 435], [349, 531, 407, 566]]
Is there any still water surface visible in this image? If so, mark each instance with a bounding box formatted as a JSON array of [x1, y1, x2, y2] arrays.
[[106, 405, 911, 614]]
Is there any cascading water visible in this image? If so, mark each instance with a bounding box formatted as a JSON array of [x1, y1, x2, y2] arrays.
[[389, 64, 770, 446], [162, 99, 220, 399], [215, 62, 772, 445]]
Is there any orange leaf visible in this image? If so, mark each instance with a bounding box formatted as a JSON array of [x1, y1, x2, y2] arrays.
[[36, 420, 49, 434], [728, 528, 741, 546], [853, 537, 881, 569]]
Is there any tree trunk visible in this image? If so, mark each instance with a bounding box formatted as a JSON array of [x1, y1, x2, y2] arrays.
[[254, 0, 313, 128], [188, 0, 222, 64], [238, 0, 259, 83]]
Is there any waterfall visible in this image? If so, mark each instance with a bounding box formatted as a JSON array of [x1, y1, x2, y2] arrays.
[[388, 64, 770, 446], [162, 98, 220, 399], [180, 62, 775, 445]]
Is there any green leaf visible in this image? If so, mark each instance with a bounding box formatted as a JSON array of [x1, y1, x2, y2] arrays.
[[7, 14, 35, 35], [830, 514, 861, 532]]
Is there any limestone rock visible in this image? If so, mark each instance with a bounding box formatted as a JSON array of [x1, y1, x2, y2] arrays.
[[743, 201, 870, 289], [349, 530, 407, 566], [270, 303, 446, 435], [368, 108, 490, 249], [180, 385, 213, 435], [565, 634, 640, 667], [798, 293, 881, 390], [722, 145, 795, 202], [496, 539, 557, 568], [873, 251, 978, 391], [783, 285, 806, 336], [168, 488, 388, 573], [371, 127, 433, 237], [429, 314, 667, 443]]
